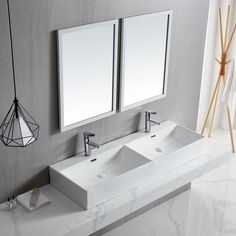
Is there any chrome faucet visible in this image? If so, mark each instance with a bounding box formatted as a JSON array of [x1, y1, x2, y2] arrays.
[[145, 111, 160, 133], [83, 131, 100, 156]]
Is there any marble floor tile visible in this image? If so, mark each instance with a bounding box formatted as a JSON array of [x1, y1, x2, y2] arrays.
[[103, 189, 190, 236]]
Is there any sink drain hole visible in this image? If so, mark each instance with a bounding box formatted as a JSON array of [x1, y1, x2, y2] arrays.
[[155, 147, 165, 153], [97, 173, 107, 179]]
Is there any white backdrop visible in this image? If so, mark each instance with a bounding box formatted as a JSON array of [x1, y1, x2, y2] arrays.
[[197, 0, 236, 132]]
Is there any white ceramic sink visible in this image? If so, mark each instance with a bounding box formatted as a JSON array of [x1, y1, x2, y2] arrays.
[[50, 121, 205, 210], [50, 145, 151, 209], [127, 124, 204, 163]]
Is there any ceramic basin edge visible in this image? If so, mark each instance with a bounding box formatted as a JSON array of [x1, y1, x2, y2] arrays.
[[49, 121, 206, 210]]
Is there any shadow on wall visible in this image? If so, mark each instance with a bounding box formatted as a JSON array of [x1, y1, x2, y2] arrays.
[[49, 30, 59, 135], [14, 168, 49, 198], [63, 135, 80, 160]]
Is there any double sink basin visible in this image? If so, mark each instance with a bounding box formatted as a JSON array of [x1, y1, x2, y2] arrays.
[[50, 121, 204, 209]]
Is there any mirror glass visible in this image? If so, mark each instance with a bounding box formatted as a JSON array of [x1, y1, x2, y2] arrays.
[[58, 20, 118, 131], [120, 11, 171, 111]]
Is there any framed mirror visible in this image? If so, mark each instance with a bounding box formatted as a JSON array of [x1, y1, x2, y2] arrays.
[[58, 20, 118, 132], [119, 11, 171, 111]]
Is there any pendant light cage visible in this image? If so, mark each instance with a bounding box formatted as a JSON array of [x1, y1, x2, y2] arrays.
[[0, 0, 40, 147], [0, 99, 39, 147]]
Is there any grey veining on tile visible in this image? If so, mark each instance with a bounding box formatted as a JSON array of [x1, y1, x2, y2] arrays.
[[167, 198, 185, 236], [93, 204, 108, 232], [101, 157, 236, 236], [212, 200, 236, 234], [102, 187, 191, 236], [0, 0, 210, 203], [92, 184, 191, 236]]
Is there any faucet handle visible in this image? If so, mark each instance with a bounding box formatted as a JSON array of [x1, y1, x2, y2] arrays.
[[145, 110, 157, 115], [83, 131, 95, 137]]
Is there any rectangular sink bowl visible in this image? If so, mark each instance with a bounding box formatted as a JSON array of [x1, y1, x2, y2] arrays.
[[50, 145, 151, 209], [126, 124, 205, 165]]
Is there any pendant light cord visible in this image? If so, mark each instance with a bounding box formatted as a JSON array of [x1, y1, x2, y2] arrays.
[[6, 0, 17, 100]]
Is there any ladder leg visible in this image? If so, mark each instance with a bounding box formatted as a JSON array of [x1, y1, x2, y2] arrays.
[[201, 75, 222, 135], [222, 76, 235, 153], [208, 80, 221, 137]]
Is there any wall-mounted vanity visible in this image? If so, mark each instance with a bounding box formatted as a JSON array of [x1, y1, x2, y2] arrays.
[[57, 10, 172, 132]]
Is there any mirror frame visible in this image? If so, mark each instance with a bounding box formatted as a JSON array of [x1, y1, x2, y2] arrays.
[[57, 20, 119, 132], [119, 10, 172, 112]]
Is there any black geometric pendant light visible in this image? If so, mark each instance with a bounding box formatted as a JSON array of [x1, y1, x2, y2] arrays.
[[0, 0, 39, 147]]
